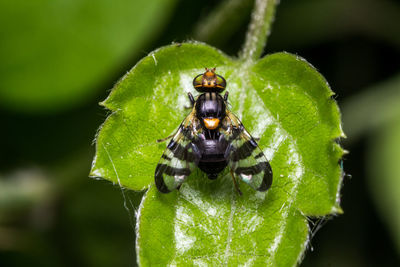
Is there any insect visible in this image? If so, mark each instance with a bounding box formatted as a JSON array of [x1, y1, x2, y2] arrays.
[[155, 68, 272, 195]]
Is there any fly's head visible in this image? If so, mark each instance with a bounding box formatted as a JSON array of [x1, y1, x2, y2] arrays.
[[193, 68, 226, 93]]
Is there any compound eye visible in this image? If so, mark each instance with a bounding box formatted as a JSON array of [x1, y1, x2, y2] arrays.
[[193, 74, 203, 91], [216, 75, 226, 89]]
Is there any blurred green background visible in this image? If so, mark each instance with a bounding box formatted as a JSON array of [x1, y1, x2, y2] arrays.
[[1, 0, 399, 266]]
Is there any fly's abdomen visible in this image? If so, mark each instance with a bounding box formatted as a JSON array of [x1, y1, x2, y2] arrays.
[[195, 138, 230, 179]]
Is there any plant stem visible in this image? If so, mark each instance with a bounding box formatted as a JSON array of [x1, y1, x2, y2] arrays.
[[239, 0, 278, 63], [193, 0, 253, 46]]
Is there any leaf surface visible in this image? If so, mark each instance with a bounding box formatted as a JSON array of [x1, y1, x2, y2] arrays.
[[90, 42, 344, 266], [0, 0, 176, 113], [367, 117, 400, 254]]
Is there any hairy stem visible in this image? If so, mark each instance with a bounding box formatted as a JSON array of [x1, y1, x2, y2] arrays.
[[193, 0, 253, 46], [239, 0, 278, 63]]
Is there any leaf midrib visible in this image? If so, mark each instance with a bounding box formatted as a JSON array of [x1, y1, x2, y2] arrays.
[[223, 187, 237, 265]]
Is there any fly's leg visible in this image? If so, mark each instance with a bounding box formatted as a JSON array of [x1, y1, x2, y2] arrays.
[[156, 134, 174, 143], [230, 169, 243, 196], [224, 91, 229, 102], [188, 92, 195, 106], [184, 92, 195, 109]]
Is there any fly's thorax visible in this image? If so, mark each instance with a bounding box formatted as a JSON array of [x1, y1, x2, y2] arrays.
[[195, 92, 226, 130]]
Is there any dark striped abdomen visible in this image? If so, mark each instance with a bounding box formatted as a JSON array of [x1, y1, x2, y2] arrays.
[[194, 135, 231, 179]]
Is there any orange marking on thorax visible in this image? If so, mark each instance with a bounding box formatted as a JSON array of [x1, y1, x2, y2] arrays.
[[203, 118, 220, 130]]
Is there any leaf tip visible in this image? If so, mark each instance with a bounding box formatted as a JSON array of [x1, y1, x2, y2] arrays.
[[331, 205, 344, 215], [88, 158, 104, 180], [99, 100, 107, 107]]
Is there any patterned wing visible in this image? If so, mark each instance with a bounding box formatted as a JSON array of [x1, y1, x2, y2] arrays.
[[155, 111, 201, 193], [224, 111, 273, 191]]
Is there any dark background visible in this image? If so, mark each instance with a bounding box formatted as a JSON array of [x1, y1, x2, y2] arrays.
[[1, 0, 399, 266]]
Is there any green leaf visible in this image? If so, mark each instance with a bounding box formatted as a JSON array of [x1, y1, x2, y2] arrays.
[[367, 117, 400, 254], [90, 42, 344, 265], [0, 0, 176, 113]]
